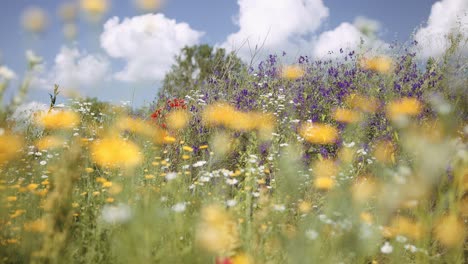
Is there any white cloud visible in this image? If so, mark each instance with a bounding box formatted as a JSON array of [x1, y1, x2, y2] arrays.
[[100, 14, 204, 82], [312, 18, 389, 59], [33, 46, 110, 91], [414, 0, 468, 58], [221, 0, 329, 60], [312, 22, 363, 58]]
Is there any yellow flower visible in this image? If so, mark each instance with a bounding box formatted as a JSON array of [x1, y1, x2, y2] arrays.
[[196, 205, 239, 255], [312, 159, 338, 179], [298, 201, 312, 213], [332, 108, 361, 123], [337, 147, 355, 163], [345, 93, 380, 113], [314, 177, 335, 190], [90, 137, 143, 169], [10, 210, 26, 219], [36, 110, 80, 130], [80, 0, 108, 15], [360, 212, 373, 224], [109, 183, 123, 195], [134, 0, 162, 11], [434, 214, 466, 247], [281, 65, 304, 80], [361, 56, 393, 74], [24, 218, 47, 233], [0, 133, 23, 166], [6, 239, 19, 244], [351, 177, 377, 203], [390, 216, 423, 240], [299, 123, 338, 144], [166, 110, 190, 130], [386, 97, 422, 120], [6, 196, 17, 202], [231, 253, 253, 264], [35, 136, 64, 151], [102, 181, 113, 188], [373, 140, 395, 164], [21, 7, 48, 33], [116, 117, 164, 140], [163, 136, 176, 143], [182, 146, 193, 152], [27, 183, 39, 191], [202, 103, 275, 132]]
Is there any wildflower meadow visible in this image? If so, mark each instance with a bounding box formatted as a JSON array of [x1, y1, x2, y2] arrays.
[[0, 0, 467, 263]]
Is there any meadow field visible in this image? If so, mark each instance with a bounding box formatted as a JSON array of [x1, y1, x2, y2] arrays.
[[0, 1, 467, 263]]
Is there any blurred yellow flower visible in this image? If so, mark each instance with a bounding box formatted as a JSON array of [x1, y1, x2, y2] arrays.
[[27, 183, 39, 191], [337, 147, 355, 163], [202, 103, 275, 132], [90, 137, 143, 169], [345, 93, 380, 113], [134, 0, 162, 11], [24, 218, 47, 233], [313, 159, 338, 179], [36, 110, 80, 130], [386, 97, 422, 120], [298, 201, 312, 213], [352, 177, 377, 203], [58, 2, 78, 22], [0, 133, 23, 166], [10, 210, 26, 219], [373, 140, 395, 164], [332, 108, 361, 123], [281, 65, 304, 80], [6, 196, 17, 202], [116, 116, 168, 144], [361, 56, 393, 74], [116, 117, 155, 137], [35, 136, 64, 151], [21, 7, 48, 33], [314, 177, 335, 190], [390, 216, 423, 240], [166, 110, 190, 130], [360, 212, 373, 224], [299, 123, 338, 144], [195, 205, 239, 255], [434, 214, 466, 247], [80, 0, 108, 16], [231, 253, 253, 264]]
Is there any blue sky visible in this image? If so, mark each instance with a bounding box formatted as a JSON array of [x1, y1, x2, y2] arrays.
[[0, 0, 465, 107]]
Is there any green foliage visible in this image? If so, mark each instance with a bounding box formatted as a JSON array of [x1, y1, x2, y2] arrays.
[[158, 44, 245, 99]]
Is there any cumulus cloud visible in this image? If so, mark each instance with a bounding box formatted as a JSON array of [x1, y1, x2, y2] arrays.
[[33, 46, 110, 91], [312, 22, 363, 58], [312, 19, 387, 59], [414, 0, 468, 58], [100, 14, 204, 82], [221, 0, 329, 60]]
